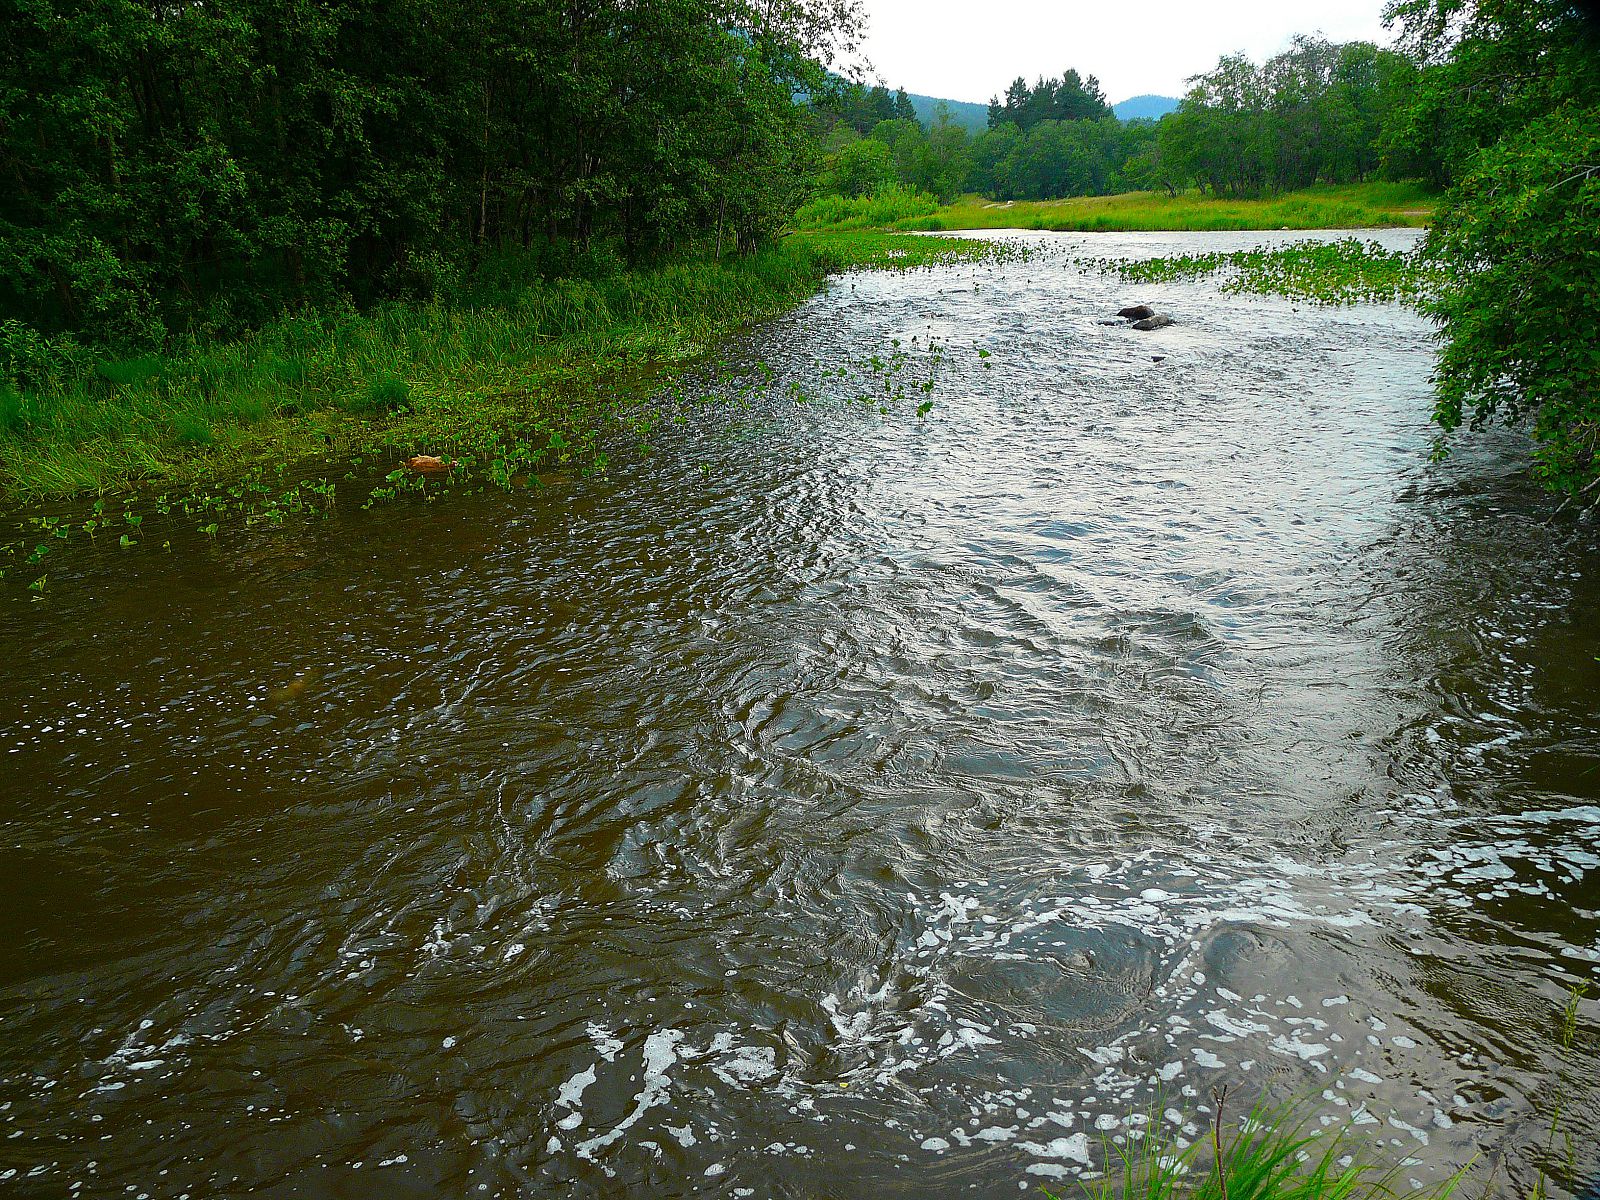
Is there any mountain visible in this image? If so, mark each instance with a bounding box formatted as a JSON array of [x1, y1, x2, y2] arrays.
[[1112, 94, 1181, 121], [897, 91, 1180, 131], [906, 93, 990, 133]]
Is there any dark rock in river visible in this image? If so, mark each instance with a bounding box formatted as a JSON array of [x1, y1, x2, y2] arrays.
[[1117, 304, 1155, 320], [1097, 319, 1125, 326], [1132, 314, 1175, 331]]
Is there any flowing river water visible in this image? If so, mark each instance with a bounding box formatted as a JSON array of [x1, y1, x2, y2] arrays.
[[3, 230, 1598, 1199]]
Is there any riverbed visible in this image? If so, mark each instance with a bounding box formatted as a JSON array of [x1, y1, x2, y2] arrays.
[[3, 229, 1597, 1199]]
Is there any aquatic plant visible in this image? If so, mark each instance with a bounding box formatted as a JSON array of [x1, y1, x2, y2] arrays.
[[1527, 986, 1589, 1200], [1049, 1092, 1467, 1200], [1087, 240, 1437, 307]]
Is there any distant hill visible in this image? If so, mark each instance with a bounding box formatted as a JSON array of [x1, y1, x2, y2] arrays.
[[904, 91, 1180, 131], [907, 93, 990, 133], [1113, 94, 1181, 121], [897, 91, 1180, 131]]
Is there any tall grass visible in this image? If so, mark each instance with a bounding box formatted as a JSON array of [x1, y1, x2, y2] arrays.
[[0, 248, 829, 496], [0, 233, 1017, 499], [798, 183, 1438, 234], [1056, 1095, 1467, 1200], [793, 185, 941, 231]]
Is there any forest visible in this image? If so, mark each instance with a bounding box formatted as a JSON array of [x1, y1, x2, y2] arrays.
[[1, 0, 863, 346], [811, 36, 1431, 204]]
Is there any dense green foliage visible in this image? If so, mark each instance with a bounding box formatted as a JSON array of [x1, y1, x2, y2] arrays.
[[1155, 37, 1416, 196], [811, 78, 917, 135], [986, 70, 1114, 130], [0, 0, 861, 347], [809, 39, 1413, 206], [1387, 0, 1600, 491], [792, 186, 940, 230]]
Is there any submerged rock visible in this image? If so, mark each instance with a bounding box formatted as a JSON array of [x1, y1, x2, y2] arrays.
[[1132, 313, 1175, 331], [406, 454, 455, 475], [1117, 304, 1155, 320]]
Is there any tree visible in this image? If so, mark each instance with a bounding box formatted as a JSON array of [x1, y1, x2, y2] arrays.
[[1385, 0, 1600, 490], [829, 138, 896, 197], [0, 0, 867, 345]]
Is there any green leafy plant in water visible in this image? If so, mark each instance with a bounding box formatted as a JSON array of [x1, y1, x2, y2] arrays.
[[1087, 240, 1436, 307]]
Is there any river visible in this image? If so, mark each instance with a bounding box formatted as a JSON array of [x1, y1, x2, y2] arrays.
[[3, 229, 1597, 1199]]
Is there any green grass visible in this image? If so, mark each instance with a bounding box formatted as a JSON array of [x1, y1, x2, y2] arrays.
[[0, 234, 1020, 501], [1055, 1095, 1467, 1200], [806, 183, 1438, 234]]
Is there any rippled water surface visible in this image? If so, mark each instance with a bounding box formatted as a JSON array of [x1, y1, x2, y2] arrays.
[[4, 230, 1599, 1199]]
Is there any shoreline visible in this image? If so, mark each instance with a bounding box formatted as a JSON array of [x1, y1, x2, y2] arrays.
[[795, 182, 1437, 235], [0, 235, 1014, 513]]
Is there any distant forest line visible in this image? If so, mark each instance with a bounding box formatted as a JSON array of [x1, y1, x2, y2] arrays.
[[809, 37, 1453, 206]]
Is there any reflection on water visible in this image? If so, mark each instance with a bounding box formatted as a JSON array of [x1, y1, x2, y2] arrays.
[[3, 229, 1597, 1199]]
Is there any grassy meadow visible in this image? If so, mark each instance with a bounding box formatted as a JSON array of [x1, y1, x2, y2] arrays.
[[807, 182, 1436, 233]]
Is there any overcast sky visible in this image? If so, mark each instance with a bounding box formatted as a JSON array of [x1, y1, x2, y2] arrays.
[[855, 0, 1395, 104]]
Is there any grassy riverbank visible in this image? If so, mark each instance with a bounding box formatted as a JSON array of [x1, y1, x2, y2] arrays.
[[799, 182, 1436, 234], [0, 234, 1013, 502]]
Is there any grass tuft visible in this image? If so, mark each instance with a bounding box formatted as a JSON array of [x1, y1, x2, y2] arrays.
[[352, 371, 412, 414], [1055, 1095, 1466, 1200], [95, 354, 165, 388]]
